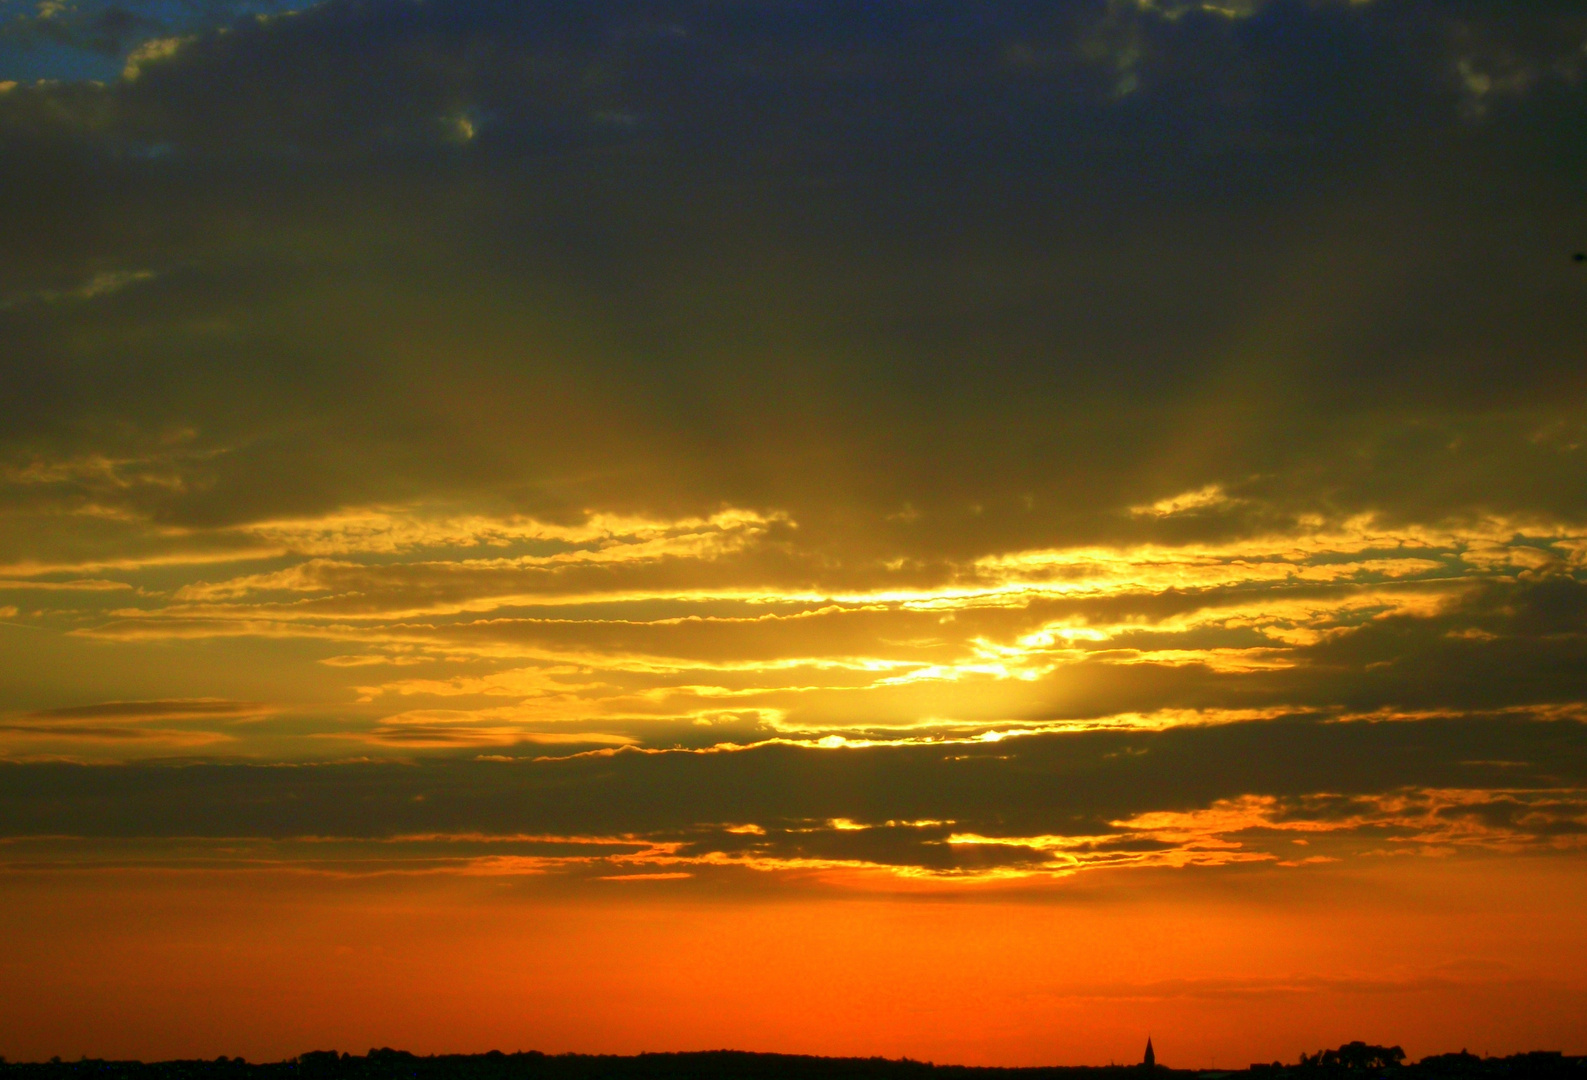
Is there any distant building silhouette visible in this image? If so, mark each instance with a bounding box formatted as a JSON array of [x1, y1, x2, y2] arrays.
[[1144, 1039, 1156, 1070]]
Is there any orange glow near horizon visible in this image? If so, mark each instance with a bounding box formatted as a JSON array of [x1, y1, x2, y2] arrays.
[[3, 855, 1585, 1067]]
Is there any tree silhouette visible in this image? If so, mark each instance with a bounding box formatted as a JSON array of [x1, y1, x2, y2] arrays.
[[1299, 1044, 1406, 1071]]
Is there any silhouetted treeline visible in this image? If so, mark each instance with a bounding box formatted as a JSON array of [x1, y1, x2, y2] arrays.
[[1254, 1045, 1582, 1079], [0, 1046, 1581, 1080]]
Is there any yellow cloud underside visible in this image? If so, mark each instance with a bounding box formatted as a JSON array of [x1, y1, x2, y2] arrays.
[[2, 499, 1583, 754]]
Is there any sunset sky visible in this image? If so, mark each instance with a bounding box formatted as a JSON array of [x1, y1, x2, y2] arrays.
[[3, 0, 1587, 1067]]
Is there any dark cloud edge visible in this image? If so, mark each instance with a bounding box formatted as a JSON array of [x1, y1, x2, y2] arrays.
[[2, 713, 1582, 839]]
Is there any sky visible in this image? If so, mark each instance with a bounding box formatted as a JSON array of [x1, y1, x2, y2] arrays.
[[2, 0, 1587, 1066]]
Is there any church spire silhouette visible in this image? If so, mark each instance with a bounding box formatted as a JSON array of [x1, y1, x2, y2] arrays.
[[1144, 1038, 1156, 1070]]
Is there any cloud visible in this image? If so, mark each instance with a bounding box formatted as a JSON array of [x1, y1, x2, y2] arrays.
[[1, 716, 1583, 882], [357, 706, 640, 749], [0, 577, 131, 590], [20, 523, 1573, 754], [119, 34, 187, 80], [0, 724, 232, 744], [0, 0, 1586, 908], [19, 697, 269, 722], [0, 268, 156, 309], [0, 697, 268, 745]]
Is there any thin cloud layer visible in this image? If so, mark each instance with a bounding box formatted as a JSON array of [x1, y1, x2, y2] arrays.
[[2, 717, 1584, 882]]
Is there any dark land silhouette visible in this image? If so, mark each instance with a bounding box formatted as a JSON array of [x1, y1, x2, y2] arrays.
[[1, 1045, 1582, 1080]]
